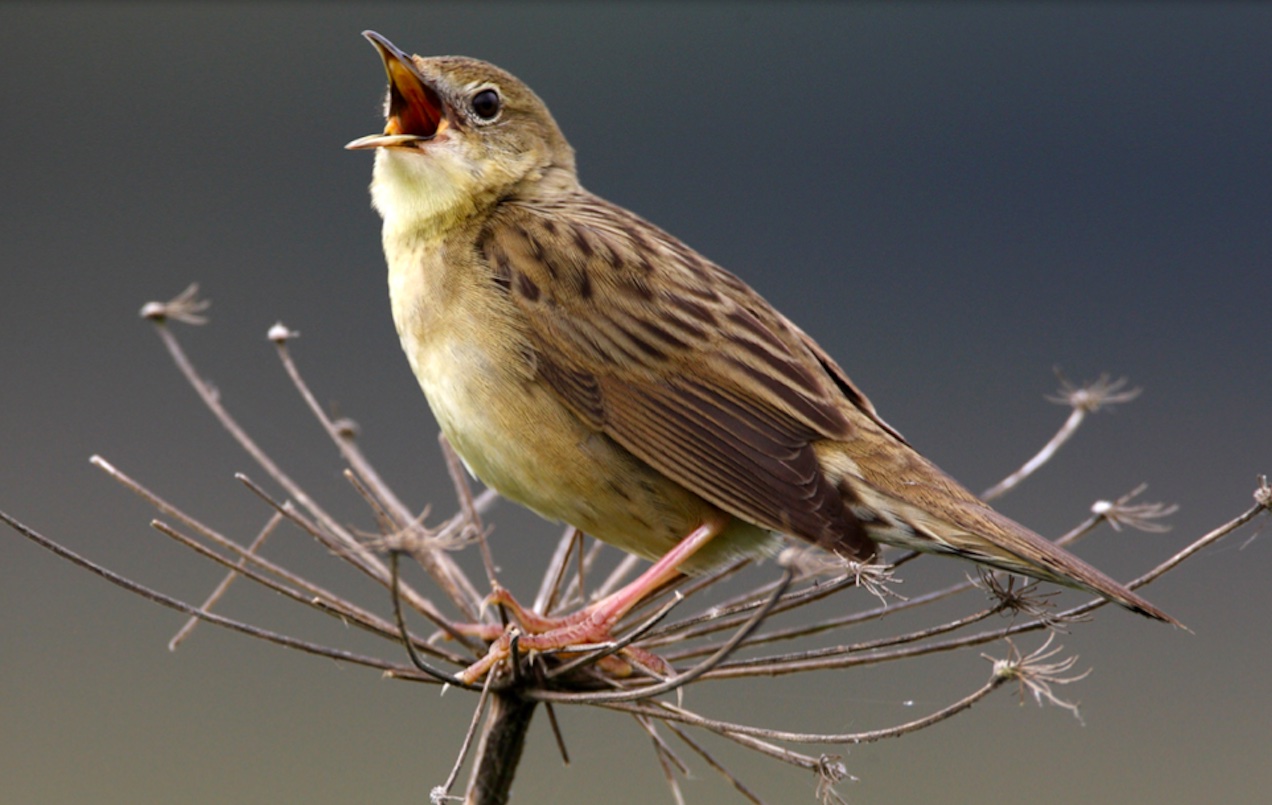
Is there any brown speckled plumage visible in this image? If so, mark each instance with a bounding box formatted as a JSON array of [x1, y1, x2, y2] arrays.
[[348, 32, 1176, 625]]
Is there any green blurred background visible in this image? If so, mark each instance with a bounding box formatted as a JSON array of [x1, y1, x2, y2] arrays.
[[3, 4, 1269, 803]]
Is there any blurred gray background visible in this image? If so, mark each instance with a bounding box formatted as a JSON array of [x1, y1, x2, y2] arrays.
[[3, 4, 1269, 804]]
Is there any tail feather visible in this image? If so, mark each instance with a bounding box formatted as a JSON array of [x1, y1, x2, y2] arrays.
[[970, 505, 1181, 626], [849, 480, 1181, 626]]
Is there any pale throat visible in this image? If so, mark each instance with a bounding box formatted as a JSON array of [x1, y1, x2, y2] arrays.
[[372, 147, 479, 350], [371, 147, 480, 242]]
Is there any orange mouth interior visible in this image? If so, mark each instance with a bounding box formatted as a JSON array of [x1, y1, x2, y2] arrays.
[[384, 59, 445, 139]]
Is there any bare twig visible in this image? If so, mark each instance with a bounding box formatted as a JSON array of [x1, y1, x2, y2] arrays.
[[168, 511, 283, 650], [433, 671, 497, 802], [982, 373, 1140, 501], [5, 289, 1264, 803], [534, 526, 583, 615], [1, 509, 421, 676], [272, 324, 483, 615], [664, 721, 767, 804], [142, 301, 464, 623]]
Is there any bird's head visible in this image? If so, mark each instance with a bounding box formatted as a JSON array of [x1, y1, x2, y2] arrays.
[[347, 31, 576, 234]]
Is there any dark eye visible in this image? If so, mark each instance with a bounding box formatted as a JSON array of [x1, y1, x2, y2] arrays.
[[471, 89, 501, 121]]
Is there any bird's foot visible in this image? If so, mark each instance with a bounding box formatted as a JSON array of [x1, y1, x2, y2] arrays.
[[452, 586, 671, 685], [448, 517, 726, 685]]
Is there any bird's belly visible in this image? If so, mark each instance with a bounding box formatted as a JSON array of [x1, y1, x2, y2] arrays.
[[405, 335, 777, 572]]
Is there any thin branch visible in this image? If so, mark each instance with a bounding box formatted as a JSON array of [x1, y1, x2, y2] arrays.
[[438, 433, 501, 594], [533, 526, 583, 616], [168, 511, 283, 650], [664, 721, 767, 805], [233, 471, 475, 645], [982, 373, 1140, 501], [10, 290, 1260, 804], [92, 456, 456, 656], [148, 517, 459, 662], [272, 326, 482, 615], [600, 671, 1005, 747], [544, 702, 571, 766], [707, 602, 1002, 677], [142, 314, 459, 624], [389, 551, 478, 688], [1, 509, 422, 675], [433, 671, 497, 802]]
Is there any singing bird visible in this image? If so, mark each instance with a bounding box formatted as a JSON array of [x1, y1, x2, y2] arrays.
[[346, 32, 1175, 671]]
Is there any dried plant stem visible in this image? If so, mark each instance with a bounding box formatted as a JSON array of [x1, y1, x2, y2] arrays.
[[6, 292, 1263, 803], [534, 526, 583, 615], [93, 455, 471, 663], [0, 510, 417, 674], [635, 715, 690, 802], [981, 373, 1139, 502], [981, 406, 1087, 502], [663, 720, 766, 805], [273, 333, 483, 614], [167, 511, 283, 650], [602, 672, 1005, 748], [1129, 497, 1267, 585], [464, 692, 538, 805], [151, 319, 472, 621], [389, 551, 478, 687], [433, 672, 497, 802]]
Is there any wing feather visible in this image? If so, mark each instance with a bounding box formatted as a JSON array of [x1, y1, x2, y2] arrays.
[[480, 195, 872, 556]]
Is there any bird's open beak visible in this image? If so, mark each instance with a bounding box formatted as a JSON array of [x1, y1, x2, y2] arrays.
[[345, 31, 449, 151]]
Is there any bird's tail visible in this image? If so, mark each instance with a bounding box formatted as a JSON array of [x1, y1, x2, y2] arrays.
[[970, 505, 1181, 626], [853, 483, 1182, 626]]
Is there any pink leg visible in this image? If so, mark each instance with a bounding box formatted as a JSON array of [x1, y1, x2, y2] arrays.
[[456, 514, 728, 684], [584, 516, 725, 625]]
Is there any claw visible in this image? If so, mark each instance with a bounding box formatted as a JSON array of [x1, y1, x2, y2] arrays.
[[453, 518, 725, 683]]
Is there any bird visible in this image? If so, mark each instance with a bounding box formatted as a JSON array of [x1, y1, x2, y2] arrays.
[[345, 31, 1176, 678]]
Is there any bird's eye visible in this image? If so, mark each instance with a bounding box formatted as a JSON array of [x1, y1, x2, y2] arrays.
[[471, 89, 501, 121]]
